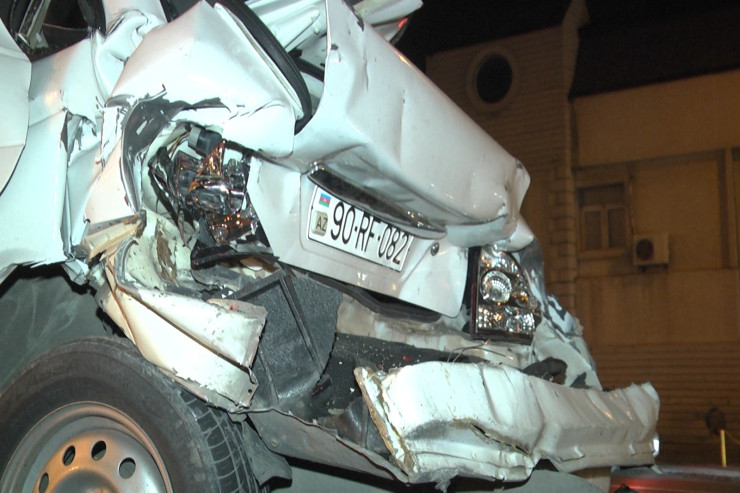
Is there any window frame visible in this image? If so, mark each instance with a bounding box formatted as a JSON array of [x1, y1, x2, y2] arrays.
[[575, 174, 631, 259]]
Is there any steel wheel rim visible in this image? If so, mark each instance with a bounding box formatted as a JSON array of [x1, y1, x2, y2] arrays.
[[1, 402, 172, 493]]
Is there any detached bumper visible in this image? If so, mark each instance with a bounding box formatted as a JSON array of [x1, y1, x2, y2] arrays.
[[355, 362, 659, 485]]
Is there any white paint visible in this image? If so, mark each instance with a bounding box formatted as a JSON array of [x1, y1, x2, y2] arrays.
[[0, 22, 31, 191], [356, 362, 659, 484], [0, 112, 68, 272], [248, 162, 468, 316], [248, 0, 326, 51], [109, 2, 300, 157], [284, 0, 531, 244], [98, 214, 266, 409], [101, 0, 167, 28], [354, 0, 422, 25]]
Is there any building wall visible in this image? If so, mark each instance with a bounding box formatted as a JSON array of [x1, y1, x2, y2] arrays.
[[574, 70, 740, 165], [573, 70, 740, 464], [573, 71, 740, 345]]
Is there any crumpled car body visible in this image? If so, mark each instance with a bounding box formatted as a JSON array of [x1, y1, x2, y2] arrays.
[[0, 0, 659, 488]]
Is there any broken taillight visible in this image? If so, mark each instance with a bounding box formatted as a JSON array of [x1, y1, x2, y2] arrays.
[[470, 246, 541, 342]]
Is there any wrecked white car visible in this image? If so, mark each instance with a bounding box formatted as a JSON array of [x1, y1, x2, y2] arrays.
[[0, 0, 659, 491]]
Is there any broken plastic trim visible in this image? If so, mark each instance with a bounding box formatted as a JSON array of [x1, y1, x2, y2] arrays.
[[249, 409, 407, 482]]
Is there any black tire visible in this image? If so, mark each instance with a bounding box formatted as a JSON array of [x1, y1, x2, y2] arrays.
[[0, 337, 263, 493]]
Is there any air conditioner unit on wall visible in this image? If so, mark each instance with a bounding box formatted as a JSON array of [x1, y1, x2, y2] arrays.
[[632, 233, 670, 266]]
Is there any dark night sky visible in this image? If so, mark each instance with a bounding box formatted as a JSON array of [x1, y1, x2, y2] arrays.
[[395, 0, 740, 72], [395, 0, 569, 69]]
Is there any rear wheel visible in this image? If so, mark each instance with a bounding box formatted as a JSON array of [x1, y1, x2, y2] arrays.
[[0, 337, 263, 493]]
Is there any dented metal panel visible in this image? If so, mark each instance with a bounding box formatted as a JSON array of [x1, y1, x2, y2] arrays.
[[355, 362, 659, 485], [0, 22, 31, 192], [0, 112, 68, 272], [247, 0, 326, 51], [248, 159, 470, 317], [101, 0, 167, 24], [285, 0, 532, 248], [96, 213, 266, 410], [27, 39, 105, 125], [93, 7, 166, 95], [110, 1, 301, 157], [248, 0, 533, 315]]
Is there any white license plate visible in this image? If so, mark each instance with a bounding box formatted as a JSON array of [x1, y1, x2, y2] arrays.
[[307, 188, 413, 271]]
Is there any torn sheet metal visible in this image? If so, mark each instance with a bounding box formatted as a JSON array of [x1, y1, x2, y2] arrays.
[[245, 0, 531, 315], [71, 215, 140, 288], [63, 116, 104, 253], [96, 213, 266, 410], [532, 310, 601, 388], [27, 39, 105, 126], [84, 130, 138, 226], [1, 6, 168, 276], [84, 7, 174, 229], [0, 0, 661, 488], [110, 1, 300, 157], [0, 22, 31, 191], [355, 362, 659, 485]]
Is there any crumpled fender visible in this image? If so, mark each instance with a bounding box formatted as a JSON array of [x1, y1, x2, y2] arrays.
[[92, 212, 267, 411]]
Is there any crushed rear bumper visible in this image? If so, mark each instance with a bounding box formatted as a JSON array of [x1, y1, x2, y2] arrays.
[[355, 361, 659, 485]]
